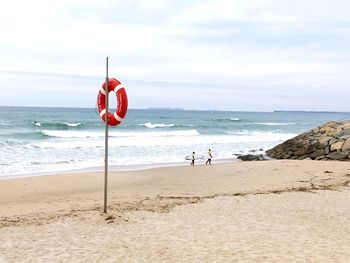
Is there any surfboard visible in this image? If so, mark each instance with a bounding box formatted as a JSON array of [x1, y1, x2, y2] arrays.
[[185, 155, 204, 160]]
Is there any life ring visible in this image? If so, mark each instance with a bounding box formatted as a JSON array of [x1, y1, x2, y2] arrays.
[[97, 78, 128, 126]]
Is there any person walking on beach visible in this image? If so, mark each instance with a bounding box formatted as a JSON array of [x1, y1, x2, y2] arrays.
[[206, 149, 213, 165], [191, 151, 195, 166]]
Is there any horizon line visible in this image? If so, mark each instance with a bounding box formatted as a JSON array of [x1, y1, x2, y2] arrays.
[[0, 105, 350, 114]]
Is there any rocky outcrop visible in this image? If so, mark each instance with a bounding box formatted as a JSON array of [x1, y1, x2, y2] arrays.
[[266, 121, 350, 161], [237, 154, 267, 161]]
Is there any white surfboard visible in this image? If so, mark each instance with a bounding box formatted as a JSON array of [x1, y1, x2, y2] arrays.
[[185, 155, 204, 160]]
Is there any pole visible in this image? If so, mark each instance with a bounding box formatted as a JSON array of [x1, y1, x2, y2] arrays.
[[104, 57, 109, 213]]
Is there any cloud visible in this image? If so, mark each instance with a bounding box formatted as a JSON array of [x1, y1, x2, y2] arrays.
[[0, 0, 349, 110]]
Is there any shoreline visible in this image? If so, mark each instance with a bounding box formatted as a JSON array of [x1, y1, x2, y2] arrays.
[[0, 157, 240, 180]]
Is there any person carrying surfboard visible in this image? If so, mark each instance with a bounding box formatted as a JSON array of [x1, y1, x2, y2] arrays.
[[191, 151, 195, 166], [206, 149, 213, 165]]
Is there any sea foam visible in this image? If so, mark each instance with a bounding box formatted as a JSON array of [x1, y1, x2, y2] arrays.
[[41, 129, 200, 139], [140, 122, 175, 128]]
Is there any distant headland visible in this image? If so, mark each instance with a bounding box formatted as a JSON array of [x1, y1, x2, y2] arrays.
[[274, 110, 350, 114]]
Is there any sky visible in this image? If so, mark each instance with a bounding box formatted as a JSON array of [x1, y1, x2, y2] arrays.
[[0, 0, 349, 111]]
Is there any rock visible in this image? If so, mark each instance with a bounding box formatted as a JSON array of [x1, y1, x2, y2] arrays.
[[310, 149, 325, 159], [306, 145, 318, 154], [282, 153, 292, 159], [330, 141, 344, 152], [342, 139, 350, 151], [237, 154, 266, 161], [316, 155, 326, 160], [294, 147, 308, 156], [319, 136, 332, 146], [329, 138, 337, 145], [320, 126, 333, 133], [311, 128, 319, 133], [335, 129, 350, 139], [342, 123, 350, 129], [325, 146, 330, 155], [326, 152, 348, 160], [310, 139, 318, 145], [266, 120, 350, 161]]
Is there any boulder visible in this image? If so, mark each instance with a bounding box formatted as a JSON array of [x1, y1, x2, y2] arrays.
[[342, 139, 350, 151], [330, 141, 344, 151], [318, 136, 332, 146], [336, 129, 350, 139], [326, 152, 348, 160], [237, 154, 266, 161], [310, 149, 325, 159], [325, 146, 330, 155]]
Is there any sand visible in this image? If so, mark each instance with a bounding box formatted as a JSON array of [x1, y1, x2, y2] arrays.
[[1, 160, 350, 262]]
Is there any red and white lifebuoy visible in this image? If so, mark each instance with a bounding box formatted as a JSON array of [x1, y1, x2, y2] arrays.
[[97, 78, 128, 126]]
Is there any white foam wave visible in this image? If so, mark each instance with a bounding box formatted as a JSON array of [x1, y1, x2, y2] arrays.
[[32, 131, 296, 149], [41, 129, 199, 138], [41, 130, 97, 138], [227, 130, 297, 137], [254, 122, 296, 126], [230, 118, 240, 121], [140, 122, 175, 128], [3, 130, 298, 177], [64, 122, 82, 127]]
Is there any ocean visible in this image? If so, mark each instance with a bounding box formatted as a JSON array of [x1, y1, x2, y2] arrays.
[[1, 106, 349, 178]]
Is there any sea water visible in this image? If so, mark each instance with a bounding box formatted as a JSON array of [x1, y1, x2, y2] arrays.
[[1, 106, 349, 178]]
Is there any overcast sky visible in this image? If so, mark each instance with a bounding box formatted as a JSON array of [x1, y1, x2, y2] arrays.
[[0, 0, 349, 111]]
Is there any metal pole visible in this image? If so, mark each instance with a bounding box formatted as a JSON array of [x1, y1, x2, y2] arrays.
[[104, 57, 109, 213]]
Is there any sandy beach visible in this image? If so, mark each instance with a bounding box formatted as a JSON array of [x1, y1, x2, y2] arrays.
[[1, 160, 350, 262]]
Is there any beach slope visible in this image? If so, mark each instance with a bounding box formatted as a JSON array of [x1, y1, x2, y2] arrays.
[[1, 160, 350, 262]]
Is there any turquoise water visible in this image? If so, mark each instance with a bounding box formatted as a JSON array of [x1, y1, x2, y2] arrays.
[[0, 106, 349, 178]]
